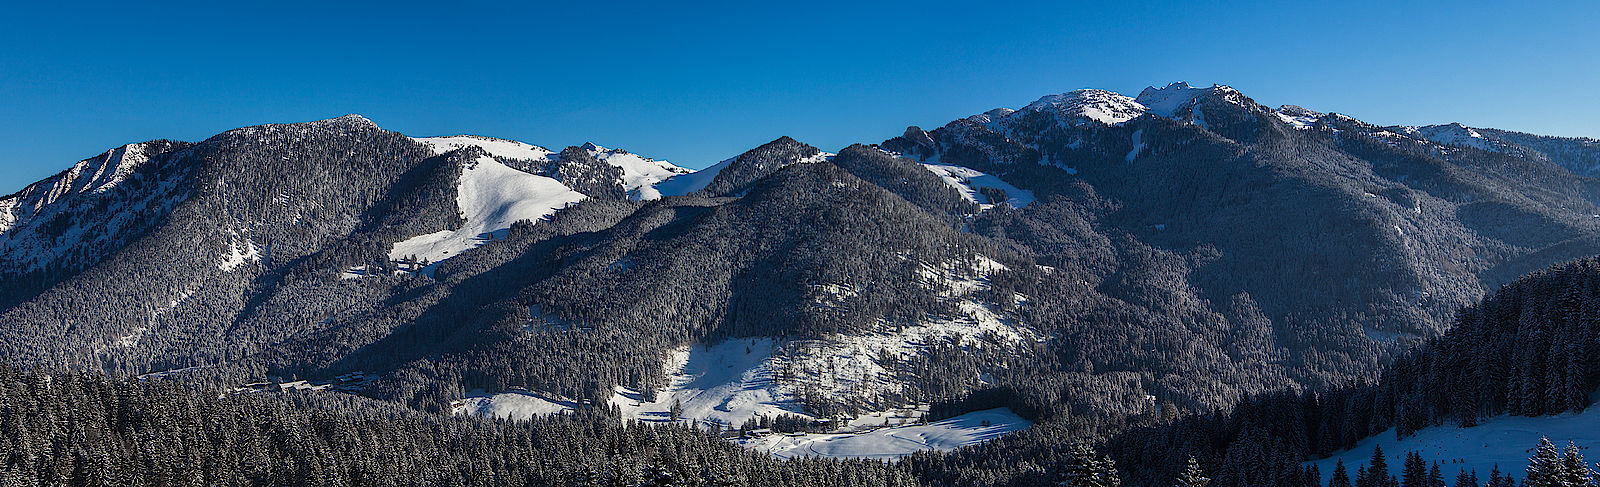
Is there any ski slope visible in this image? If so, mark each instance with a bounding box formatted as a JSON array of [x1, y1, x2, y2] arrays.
[[1307, 406, 1600, 483], [388, 155, 584, 274]]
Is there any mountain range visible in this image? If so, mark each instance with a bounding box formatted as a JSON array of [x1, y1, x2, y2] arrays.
[[3, 81, 1600, 486]]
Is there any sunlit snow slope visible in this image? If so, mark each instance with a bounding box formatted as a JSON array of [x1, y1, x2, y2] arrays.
[[388, 155, 584, 272]]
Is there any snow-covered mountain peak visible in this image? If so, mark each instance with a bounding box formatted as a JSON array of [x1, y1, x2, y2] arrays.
[[1135, 82, 1200, 116], [581, 143, 691, 200], [325, 114, 378, 128], [1135, 82, 1239, 117], [1277, 105, 1321, 118], [965, 108, 1016, 125], [1020, 89, 1147, 125], [1416, 122, 1494, 150]]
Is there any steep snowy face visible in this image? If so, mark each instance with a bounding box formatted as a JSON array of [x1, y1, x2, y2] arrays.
[[921, 164, 1035, 209], [1018, 89, 1147, 125], [0, 141, 190, 274]]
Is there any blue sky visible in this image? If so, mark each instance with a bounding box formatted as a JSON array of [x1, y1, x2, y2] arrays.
[[2, 1, 1596, 194]]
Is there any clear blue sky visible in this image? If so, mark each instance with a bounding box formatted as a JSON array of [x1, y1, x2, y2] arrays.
[[3, 1, 1596, 194]]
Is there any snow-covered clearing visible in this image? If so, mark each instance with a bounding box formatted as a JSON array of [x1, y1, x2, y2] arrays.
[[609, 338, 807, 428], [1307, 405, 1600, 483], [388, 155, 585, 275], [921, 164, 1036, 209], [453, 390, 582, 420], [1416, 123, 1495, 151], [737, 408, 1031, 459], [217, 231, 260, 271], [456, 254, 1034, 457]]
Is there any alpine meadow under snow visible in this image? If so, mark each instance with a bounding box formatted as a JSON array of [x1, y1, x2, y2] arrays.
[[4, 80, 1600, 486]]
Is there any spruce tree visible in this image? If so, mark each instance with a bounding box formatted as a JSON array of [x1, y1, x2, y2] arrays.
[[1174, 456, 1209, 487], [1330, 460, 1353, 487], [1453, 469, 1477, 487], [1402, 451, 1427, 487], [1060, 442, 1120, 487], [1558, 441, 1594, 487], [1525, 437, 1563, 487], [1367, 446, 1391, 487]]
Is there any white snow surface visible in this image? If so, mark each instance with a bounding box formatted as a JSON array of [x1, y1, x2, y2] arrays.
[[414, 137, 688, 201], [453, 390, 581, 420], [1136, 82, 1211, 117], [217, 232, 260, 271], [1307, 405, 1600, 483], [456, 254, 1035, 458], [580, 143, 692, 200], [414, 135, 554, 162], [388, 155, 585, 273], [649, 157, 734, 198], [738, 408, 1031, 459], [609, 338, 807, 428], [921, 164, 1036, 209], [1276, 105, 1322, 130], [966, 108, 1017, 127], [1021, 89, 1147, 125], [1135, 82, 1250, 118]]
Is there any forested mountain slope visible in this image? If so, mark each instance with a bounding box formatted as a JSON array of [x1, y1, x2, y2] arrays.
[[0, 115, 685, 374], [882, 82, 1600, 392]]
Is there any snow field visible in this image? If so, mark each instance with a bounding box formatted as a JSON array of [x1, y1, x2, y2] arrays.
[[1307, 406, 1600, 483], [387, 155, 585, 275], [920, 164, 1036, 209], [736, 408, 1031, 460]]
